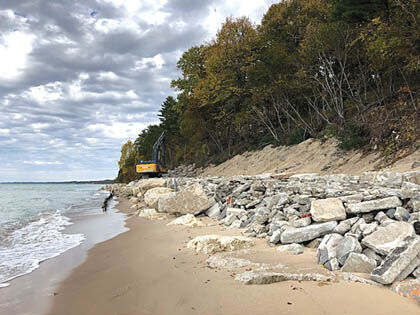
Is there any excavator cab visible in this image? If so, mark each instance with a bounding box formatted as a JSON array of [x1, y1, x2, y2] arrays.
[[136, 132, 167, 178]]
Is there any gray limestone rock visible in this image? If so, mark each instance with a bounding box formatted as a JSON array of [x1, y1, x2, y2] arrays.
[[413, 266, 420, 278], [269, 229, 282, 244], [205, 202, 222, 219], [317, 233, 343, 265], [281, 221, 338, 244], [363, 248, 383, 267], [371, 236, 420, 284], [341, 253, 376, 273], [394, 207, 410, 222], [362, 222, 416, 255], [235, 271, 335, 285], [336, 236, 362, 266], [396, 253, 420, 281], [310, 198, 346, 222], [291, 216, 311, 228], [277, 243, 304, 255], [347, 197, 402, 214], [325, 258, 340, 271], [359, 222, 378, 237]]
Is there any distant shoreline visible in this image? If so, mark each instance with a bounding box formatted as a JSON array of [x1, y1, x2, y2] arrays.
[[0, 180, 114, 185]]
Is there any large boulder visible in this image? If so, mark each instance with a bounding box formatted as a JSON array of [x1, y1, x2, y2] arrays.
[[144, 187, 173, 209], [317, 233, 343, 266], [187, 235, 254, 254], [361, 222, 415, 255], [347, 197, 402, 214], [158, 183, 216, 215], [281, 221, 338, 244], [336, 235, 362, 266], [310, 198, 346, 222], [137, 178, 166, 194], [341, 253, 376, 273], [371, 236, 420, 284]]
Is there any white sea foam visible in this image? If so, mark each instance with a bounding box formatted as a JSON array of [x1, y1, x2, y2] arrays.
[[0, 212, 84, 287]]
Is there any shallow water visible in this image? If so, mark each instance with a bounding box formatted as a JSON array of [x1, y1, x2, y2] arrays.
[[0, 184, 107, 286]]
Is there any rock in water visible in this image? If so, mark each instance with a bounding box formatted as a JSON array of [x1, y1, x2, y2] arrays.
[[167, 214, 205, 228], [187, 235, 254, 254], [370, 236, 420, 284], [310, 198, 346, 222], [158, 183, 216, 215], [361, 222, 415, 255], [347, 197, 402, 214], [144, 187, 173, 209], [280, 221, 338, 244]]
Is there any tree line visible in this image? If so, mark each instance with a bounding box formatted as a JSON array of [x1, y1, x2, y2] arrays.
[[116, 0, 420, 183]]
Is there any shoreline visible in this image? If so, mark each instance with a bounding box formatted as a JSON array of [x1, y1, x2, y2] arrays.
[[0, 198, 127, 315], [46, 198, 419, 315]]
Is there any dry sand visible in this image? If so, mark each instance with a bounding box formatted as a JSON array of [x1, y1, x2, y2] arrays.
[[47, 198, 419, 315], [202, 138, 420, 177]]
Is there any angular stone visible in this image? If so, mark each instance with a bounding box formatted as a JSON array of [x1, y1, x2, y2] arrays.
[[396, 253, 420, 281], [342, 253, 376, 273], [413, 266, 420, 278], [144, 187, 173, 209], [291, 216, 311, 228], [333, 217, 358, 235], [363, 248, 383, 266], [359, 222, 378, 237], [167, 214, 205, 228], [311, 198, 346, 222], [394, 207, 410, 222], [371, 236, 420, 284], [281, 221, 338, 244], [158, 183, 215, 215], [325, 258, 340, 271], [277, 243, 304, 255], [336, 236, 362, 266], [226, 207, 247, 217], [138, 178, 166, 194], [362, 222, 415, 255], [342, 273, 383, 286], [317, 233, 343, 265], [391, 279, 420, 303], [269, 229, 282, 244], [347, 197, 402, 214], [205, 202, 222, 219], [234, 271, 335, 285], [187, 235, 254, 254]]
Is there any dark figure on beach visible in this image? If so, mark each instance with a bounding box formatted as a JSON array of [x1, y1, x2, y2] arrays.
[[102, 191, 113, 212]]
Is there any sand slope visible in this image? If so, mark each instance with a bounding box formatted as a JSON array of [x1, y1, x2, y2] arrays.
[[202, 138, 420, 177]]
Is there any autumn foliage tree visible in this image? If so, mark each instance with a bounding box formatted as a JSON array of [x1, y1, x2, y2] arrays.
[[116, 0, 420, 181]]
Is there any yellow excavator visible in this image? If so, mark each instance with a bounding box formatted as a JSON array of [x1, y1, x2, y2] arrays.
[[136, 132, 167, 178]]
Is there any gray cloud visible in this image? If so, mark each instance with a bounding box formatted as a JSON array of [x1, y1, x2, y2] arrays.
[[0, 0, 269, 181]]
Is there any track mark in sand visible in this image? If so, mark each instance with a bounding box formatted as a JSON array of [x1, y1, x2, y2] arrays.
[[111, 285, 132, 299]]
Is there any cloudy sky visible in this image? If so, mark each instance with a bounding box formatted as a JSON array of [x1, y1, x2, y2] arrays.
[[0, 0, 273, 182]]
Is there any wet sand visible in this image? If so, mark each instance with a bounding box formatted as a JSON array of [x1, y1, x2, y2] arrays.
[[47, 199, 419, 315]]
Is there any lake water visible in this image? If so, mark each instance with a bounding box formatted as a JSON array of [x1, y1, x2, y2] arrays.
[[0, 184, 110, 287]]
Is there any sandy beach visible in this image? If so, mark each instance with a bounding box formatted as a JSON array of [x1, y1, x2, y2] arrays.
[[45, 198, 419, 315]]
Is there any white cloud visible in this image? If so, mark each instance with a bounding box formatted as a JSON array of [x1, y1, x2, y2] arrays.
[[0, 31, 34, 79], [23, 161, 64, 165], [88, 121, 153, 139], [0, 128, 10, 135]]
